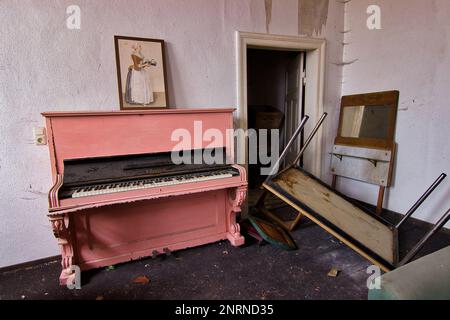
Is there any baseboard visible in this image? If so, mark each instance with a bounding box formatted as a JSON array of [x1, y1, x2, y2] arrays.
[[0, 255, 60, 274]]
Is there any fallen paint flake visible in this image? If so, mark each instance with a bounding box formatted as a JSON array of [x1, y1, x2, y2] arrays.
[[106, 265, 115, 271], [133, 276, 150, 284], [298, 0, 329, 36], [222, 250, 229, 255], [328, 268, 340, 277]]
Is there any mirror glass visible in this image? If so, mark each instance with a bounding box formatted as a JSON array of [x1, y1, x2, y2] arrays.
[[340, 105, 391, 139]]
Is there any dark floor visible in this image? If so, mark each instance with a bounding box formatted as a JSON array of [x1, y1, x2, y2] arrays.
[[0, 207, 449, 300]]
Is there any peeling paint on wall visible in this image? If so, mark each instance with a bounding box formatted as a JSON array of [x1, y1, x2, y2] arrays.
[[0, 0, 347, 268], [264, 0, 272, 33], [298, 0, 329, 36]]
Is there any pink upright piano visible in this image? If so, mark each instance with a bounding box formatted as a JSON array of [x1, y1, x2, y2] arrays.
[[42, 108, 247, 285]]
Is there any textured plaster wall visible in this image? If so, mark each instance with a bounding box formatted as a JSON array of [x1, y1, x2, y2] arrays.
[[0, 0, 345, 267], [340, 0, 450, 226]]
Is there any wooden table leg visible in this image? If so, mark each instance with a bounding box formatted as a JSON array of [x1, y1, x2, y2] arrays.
[[255, 189, 268, 208], [288, 212, 303, 231], [332, 175, 337, 189], [376, 186, 385, 215]]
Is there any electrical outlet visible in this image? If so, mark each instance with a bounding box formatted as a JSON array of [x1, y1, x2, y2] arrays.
[[33, 127, 47, 145]]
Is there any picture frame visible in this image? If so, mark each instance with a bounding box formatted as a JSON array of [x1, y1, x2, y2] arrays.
[[335, 90, 399, 150], [114, 35, 169, 109]]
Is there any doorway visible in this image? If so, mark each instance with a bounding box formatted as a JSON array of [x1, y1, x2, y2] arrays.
[[235, 32, 326, 212], [246, 49, 306, 195]]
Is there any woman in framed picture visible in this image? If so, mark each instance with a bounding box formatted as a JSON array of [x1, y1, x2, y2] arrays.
[[124, 44, 157, 106]]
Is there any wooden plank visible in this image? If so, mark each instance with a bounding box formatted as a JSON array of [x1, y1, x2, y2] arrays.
[[263, 182, 393, 272], [269, 168, 396, 266]]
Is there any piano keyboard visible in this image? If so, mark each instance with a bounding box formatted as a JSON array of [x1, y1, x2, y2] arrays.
[[69, 170, 236, 199]]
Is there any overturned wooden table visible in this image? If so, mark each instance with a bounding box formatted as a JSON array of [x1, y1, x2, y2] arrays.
[[257, 114, 449, 271]]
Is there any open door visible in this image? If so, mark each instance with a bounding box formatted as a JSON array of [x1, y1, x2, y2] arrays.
[[284, 52, 306, 167], [246, 49, 303, 209]]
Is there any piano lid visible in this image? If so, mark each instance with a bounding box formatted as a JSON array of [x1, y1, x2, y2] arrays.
[[43, 109, 236, 178], [63, 147, 231, 186]]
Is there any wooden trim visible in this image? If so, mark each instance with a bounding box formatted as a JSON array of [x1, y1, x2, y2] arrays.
[[0, 255, 60, 273], [42, 108, 236, 118], [45, 118, 59, 180]]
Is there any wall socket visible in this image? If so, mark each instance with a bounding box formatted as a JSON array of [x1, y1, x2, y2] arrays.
[[33, 127, 47, 145]]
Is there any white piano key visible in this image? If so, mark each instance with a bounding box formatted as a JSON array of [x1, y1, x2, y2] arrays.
[[70, 172, 233, 198]]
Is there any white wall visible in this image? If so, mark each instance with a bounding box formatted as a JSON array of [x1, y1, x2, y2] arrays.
[[0, 0, 344, 267], [340, 0, 450, 225]]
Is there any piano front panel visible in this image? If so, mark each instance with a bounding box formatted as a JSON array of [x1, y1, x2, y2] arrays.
[[46, 110, 234, 177], [42, 109, 246, 285], [72, 190, 228, 269]]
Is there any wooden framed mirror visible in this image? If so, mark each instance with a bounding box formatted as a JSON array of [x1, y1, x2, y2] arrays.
[[335, 91, 399, 150], [332, 90, 399, 214]]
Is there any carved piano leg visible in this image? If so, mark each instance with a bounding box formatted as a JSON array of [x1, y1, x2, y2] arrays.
[[49, 214, 76, 286], [226, 186, 247, 246]]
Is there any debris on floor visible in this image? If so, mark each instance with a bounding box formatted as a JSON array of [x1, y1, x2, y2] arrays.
[[327, 268, 340, 278], [133, 276, 150, 284], [106, 266, 115, 271]]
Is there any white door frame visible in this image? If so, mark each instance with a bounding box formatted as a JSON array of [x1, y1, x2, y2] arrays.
[[235, 31, 326, 178]]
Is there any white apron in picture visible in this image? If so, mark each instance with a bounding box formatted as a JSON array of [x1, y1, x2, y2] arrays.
[[125, 67, 154, 105], [124, 46, 157, 105]]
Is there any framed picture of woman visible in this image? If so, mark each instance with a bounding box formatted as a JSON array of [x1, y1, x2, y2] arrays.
[[114, 36, 169, 109]]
